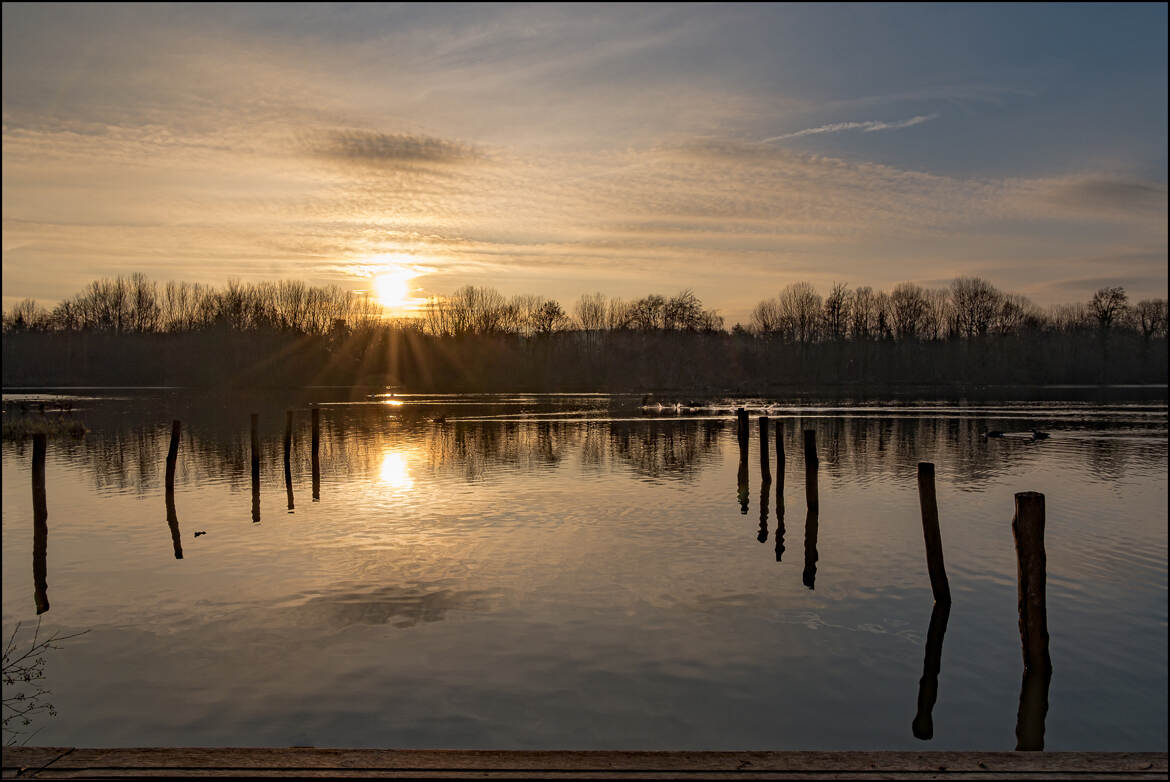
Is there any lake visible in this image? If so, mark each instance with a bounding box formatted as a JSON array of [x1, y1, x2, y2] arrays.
[[2, 390, 1166, 751]]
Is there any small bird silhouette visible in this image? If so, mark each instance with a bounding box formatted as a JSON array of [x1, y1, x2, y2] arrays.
[[1031, 429, 1050, 440], [194, 530, 207, 537]]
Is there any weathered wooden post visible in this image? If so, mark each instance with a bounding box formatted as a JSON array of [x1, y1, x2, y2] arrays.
[[284, 410, 294, 512], [165, 421, 183, 559], [803, 428, 819, 512], [311, 406, 321, 502], [917, 463, 951, 605], [912, 600, 951, 740], [737, 407, 748, 447], [759, 416, 771, 482], [775, 419, 785, 472], [1012, 491, 1051, 674], [1015, 667, 1052, 751], [32, 434, 49, 614], [250, 413, 260, 523]]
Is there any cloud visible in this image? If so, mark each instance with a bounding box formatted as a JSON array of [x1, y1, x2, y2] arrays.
[[303, 129, 483, 165], [1041, 177, 1167, 214], [760, 114, 938, 143]]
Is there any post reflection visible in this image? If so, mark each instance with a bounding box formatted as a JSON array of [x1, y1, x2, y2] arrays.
[[284, 410, 295, 512], [1015, 668, 1052, 751], [758, 475, 771, 543], [912, 600, 951, 740], [32, 434, 49, 614], [737, 440, 749, 515], [775, 469, 786, 563], [802, 505, 819, 589]]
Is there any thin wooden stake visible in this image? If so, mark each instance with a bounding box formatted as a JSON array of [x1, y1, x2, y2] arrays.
[[1013, 491, 1051, 674], [917, 462, 951, 604]]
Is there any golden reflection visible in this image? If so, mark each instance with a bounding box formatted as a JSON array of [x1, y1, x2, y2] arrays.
[[379, 451, 414, 490], [382, 399, 404, 407]]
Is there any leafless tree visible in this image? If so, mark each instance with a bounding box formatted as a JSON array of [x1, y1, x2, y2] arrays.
[[1090, 286, 1128, 330]]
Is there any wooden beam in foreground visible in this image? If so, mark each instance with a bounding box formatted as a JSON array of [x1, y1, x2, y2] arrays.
[[3, 748, 1165, 779]]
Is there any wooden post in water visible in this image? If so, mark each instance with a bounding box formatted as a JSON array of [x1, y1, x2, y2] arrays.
[[31, 433, 49, 614], [1015, 667, 1052, 751], [165, 421, 183, 559], [311, 406, 321, 501], [759, 416, 771, 482], [803, 429, 819, 512], [284, 410, 294, 511], [917, 463, 951, 605], [775, 419, 785, 472], [1012, 492, 1051, 674], [250, 413, 260, 523]]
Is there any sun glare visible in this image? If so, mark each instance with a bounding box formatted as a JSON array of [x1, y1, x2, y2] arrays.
[[373, 272, 413, 310], [378, 451, 414, 490]]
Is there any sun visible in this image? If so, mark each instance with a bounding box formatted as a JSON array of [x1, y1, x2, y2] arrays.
[[372, 271, 414, 309]]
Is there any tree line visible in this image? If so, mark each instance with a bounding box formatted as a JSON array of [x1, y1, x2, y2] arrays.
[[2, 274, 1166, 390], [4, 275, 1166, 342]]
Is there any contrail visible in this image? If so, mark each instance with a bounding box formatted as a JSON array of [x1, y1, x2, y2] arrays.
[[760, 114, 938, 143]]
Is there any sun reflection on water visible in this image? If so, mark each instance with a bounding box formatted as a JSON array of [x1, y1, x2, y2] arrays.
[[378, 451, 414, 491]]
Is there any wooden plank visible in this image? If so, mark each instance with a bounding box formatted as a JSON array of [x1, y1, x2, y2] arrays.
[[3, 748, 1164, 779]]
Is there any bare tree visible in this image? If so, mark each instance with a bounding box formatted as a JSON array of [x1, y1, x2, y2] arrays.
[[532, 300, 569, 334], [574, 293, 608, 331], [822, 283, 850, 342], [1090, 286, 1128, 330], [750, 298, 782, 335], [890, 282, 927, 340], [849, 286, 876, 340], [778, 282, 822, 343], [1136, 299, 1168, 339], [951, 277, 1002, 338]]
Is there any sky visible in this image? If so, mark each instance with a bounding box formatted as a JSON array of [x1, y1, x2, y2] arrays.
[[2, 3, 1167, 323]]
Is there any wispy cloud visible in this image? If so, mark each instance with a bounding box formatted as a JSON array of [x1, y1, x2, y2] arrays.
[[302, 129, 483, 165], [760, 114, 938, 143]]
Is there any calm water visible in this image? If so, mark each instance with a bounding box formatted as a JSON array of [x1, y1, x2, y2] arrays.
[[2, 391, 1166, 750]]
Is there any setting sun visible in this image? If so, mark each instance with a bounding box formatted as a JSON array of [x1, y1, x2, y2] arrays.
[[372, 270, 415, 310]]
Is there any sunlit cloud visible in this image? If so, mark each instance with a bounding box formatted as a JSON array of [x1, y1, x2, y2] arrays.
[[759, 114, 939, 143]]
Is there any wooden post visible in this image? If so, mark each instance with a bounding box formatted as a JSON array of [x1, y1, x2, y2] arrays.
[[311, 407, 321, 501], [250, 413, 260, 523], [803, 429, 819, 512], [917, 463, 951, 604], [1015, 667, 1052, 751], [803, 428, 818, 467], [759, 416, 771, 482], [775, 419, 785, 472], [31, 434, 49, 615], [737, 408, 748, 447], [912, 600, 951, 740], [165, 421, 182, 559], [166, 420, 181, 482], [1013, 492, 1051, 674], [284, 410, 294, 512], [284, 411, 293, 461]]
